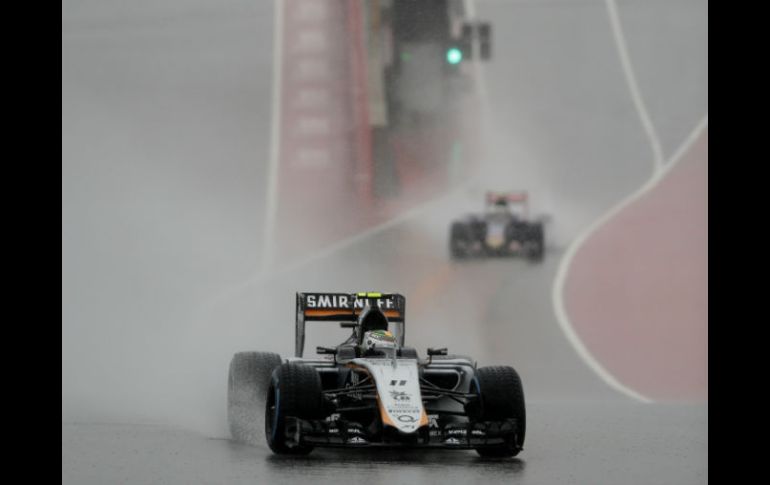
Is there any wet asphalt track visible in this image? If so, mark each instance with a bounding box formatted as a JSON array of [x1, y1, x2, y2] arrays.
[[62, 0, 707, 483], [63, 402, 706, 485]]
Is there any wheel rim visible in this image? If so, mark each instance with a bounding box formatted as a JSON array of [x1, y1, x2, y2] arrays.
[[266, 386, 280, 443]]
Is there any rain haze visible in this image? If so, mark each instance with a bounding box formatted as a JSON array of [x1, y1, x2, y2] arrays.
[[62, 0, 707, 483]]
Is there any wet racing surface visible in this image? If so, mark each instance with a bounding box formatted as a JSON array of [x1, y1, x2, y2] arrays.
[[62, 0, 707, 483], [63, 401, 706, 485]]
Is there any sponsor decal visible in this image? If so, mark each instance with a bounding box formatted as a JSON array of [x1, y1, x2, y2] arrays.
[[428, 415, 439, 429], [444, 438, 461, 445], [328, 428, 339, 434], [368, 330, 396, 343], [396, 415, 417, 423], [364, 359, 414, 368], [389, 380, 407, 386], [447, 429, 467, 436], [471, 430, 485, 436], [389, 390, 411, 402], [305, 294, 398, 310], [347, 437, 367, 444], [346, 428, 363, 435], [387, 404, 420, 413], [389, 400, 417, 408]]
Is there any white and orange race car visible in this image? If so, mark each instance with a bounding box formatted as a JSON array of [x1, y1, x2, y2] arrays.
[[449, 192, 546, 261], [228, 292, 526, 457]]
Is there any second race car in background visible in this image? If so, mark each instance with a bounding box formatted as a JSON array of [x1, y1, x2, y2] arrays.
[[449, 192, 547, 261]]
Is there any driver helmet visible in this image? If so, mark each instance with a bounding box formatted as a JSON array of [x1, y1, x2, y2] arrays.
[[362, 329, 397, 353]]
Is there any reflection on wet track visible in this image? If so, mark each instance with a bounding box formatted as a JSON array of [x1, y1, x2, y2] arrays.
[[63, 401, 706, 485]]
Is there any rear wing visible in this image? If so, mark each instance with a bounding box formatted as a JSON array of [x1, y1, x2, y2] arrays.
[[486, 191, 529, 216], [295, 292, 406, 357], [486, 191, 528, 204]]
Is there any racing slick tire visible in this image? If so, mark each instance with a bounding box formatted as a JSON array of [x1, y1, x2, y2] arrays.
[[265, 363, 325, 455], [467, 366, 526, 458], [228, 351, 282, 445], [449, 222, 469, 260], [527, 224, 545, 262]]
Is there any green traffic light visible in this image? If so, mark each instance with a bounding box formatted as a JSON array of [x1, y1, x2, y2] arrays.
[[446, 47, 463, 64]]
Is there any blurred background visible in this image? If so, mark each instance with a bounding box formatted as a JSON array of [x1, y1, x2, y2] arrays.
[[62, 0, 707, 483]]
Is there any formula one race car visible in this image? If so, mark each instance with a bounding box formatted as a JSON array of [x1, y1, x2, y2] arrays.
[[227, 292, 526, 457], [449, 192, 546, 261]]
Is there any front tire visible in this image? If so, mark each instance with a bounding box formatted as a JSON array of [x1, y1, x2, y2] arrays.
[[265, 363, 324, 455], [228, 351, 282, 445], [527, 224, 545, 262], [468, 366, 526, 458]]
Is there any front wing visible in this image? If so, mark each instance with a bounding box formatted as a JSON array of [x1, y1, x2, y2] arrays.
[[282, 417, 519, 449]]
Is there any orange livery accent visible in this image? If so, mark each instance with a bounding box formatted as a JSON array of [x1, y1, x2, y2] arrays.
[[419, 410, 429, 427], [305, 309, 402, 318], [378, 397, 397, 427]]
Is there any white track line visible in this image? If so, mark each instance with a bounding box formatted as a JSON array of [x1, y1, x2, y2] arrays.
[[204, 2, 491, 311], [549, 0, 701, 403], [260, 0, 285, 272], [198, 179, 478, 312], [605, 0, 664, 174], [268, 0, 491, 277], [268, 178, 478, 278], [552, 116, 708, 404], [259, 0, 489, 276]]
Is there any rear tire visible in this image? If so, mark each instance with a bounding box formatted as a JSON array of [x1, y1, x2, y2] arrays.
[[468, 366, 526, 458], [227, 351, 282, 445], [450, 222, 469, 260], [265, 363, 324, 455]]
